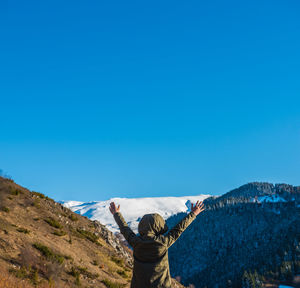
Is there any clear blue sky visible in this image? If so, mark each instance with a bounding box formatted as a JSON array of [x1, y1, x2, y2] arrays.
[[0, 0, 299, 201]]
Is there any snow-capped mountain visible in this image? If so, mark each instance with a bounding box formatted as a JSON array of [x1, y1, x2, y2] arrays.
[[61, 194, 211, 233]]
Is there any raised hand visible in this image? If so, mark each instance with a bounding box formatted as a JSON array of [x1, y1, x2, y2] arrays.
[[191, 201, 205, 216], [109, 202, 120, 215]]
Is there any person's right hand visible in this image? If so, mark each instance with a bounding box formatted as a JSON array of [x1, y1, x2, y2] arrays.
[[109, 202, 120, 215], [191, 201, 205, 216]]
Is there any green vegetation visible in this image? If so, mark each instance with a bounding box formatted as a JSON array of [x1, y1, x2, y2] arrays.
[[32, 198, 40, 208], [53, 230, 66, 236], [31, 191, 54, 202], [69, 214, 78, 221], [77, 266, 99, 279], [117, 269, 127, 278], [10, 187, 22, 195], [31, 191, 46, 198], [1, 206, 10, 213], [9, 266, 39, 285], [44, 217, 63, 229], [68, 267, 81, 286], [69, 266, 80, 277], [111, 256, 124, 267], [92, 259, 99, 266], [33, 243, 65, 264], [17, 227, 30, 234], [64, 254, 73, 260], [242, 270, 264, 288], [31, 270, 39, 286], [76, 228, 99, 244], [75, 275, 81, 286], [9, 266, 27, 279], [69, 266, 99, 286], [102, 279, 125, 288]]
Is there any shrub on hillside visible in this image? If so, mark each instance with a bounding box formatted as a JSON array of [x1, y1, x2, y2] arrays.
[[31, 191, 45, 198], [10, 187, 22, 195], [111, 256, 124, 267], [0, 268, 37, 288], [31, 191, 55, 202], [44, 217, 63, 229], [92, 259, 99, 266], [32, 243, 65, 264], [76, 228, 100, 245], [0, 266, 68, 288], [52, 230, 66, 236], [9, 266, 39, 286], [116, 269, 127, 278], [102, 279, 125, 288], [32, 198, 40, 208], [69, 266, 99, 280], [1, 206, 10, 213], [16, 227, 30, 234], [69, 214, 78, 221]]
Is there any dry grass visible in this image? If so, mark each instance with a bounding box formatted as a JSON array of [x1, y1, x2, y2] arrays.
[[0, 267, 49, 288], [0, 176, 132, 287]]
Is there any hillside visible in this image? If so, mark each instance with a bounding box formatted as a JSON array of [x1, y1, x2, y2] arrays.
[[166, 182, 300, 288], [0, 176, 185, 288]]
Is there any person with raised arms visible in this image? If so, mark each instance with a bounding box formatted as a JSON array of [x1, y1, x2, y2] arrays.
[[109, 200, 205, 288]]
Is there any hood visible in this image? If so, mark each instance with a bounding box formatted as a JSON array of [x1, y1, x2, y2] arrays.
[[138, 213, 168, 237]]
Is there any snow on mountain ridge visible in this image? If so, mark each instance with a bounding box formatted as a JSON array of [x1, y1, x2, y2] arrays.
[[61, 195, 211, 233], [251, 195, 288, 203]]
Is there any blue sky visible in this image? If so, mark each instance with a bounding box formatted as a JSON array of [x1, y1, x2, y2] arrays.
[[0, 0, 299, 201]]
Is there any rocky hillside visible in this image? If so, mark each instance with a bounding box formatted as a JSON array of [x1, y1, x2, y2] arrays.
[[167, 182, 300, 288], [0, 176, 184, 288]]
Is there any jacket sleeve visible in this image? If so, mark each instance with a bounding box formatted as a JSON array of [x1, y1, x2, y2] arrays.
[[162, 211, 196, 248], [113, 212, 140, 247]]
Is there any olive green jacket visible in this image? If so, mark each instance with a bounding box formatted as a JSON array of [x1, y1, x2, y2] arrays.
[[113, 211, 196, 288]]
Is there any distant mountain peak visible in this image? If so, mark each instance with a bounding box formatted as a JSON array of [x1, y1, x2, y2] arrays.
[[61, 194, 211, 233], [220, 182, 300, 200]]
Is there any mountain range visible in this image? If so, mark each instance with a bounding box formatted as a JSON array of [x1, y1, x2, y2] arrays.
[[62, 182, 300, 288], [166, 182, 300, 288], [61, 194, 211, 233], [1, 175, 299, 288]]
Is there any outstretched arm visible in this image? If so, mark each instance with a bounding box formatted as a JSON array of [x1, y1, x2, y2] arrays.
[[162, 201, 205, 248], [109, 202, 139, 247]]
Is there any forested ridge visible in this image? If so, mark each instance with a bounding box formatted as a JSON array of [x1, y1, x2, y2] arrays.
[[167, 182, 300, 288]]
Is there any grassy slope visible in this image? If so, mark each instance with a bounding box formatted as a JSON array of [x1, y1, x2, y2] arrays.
[[0, 176, 185, 288], [0, 176, 133, 287]]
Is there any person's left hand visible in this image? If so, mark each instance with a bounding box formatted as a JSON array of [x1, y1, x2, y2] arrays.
[[109, 202, 120, 215]]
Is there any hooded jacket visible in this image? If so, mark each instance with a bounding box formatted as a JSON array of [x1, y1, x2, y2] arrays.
[[113, 211, 196, 288]]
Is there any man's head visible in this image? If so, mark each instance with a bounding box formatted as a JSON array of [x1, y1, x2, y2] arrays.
[[138, 213, 168, 237]]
